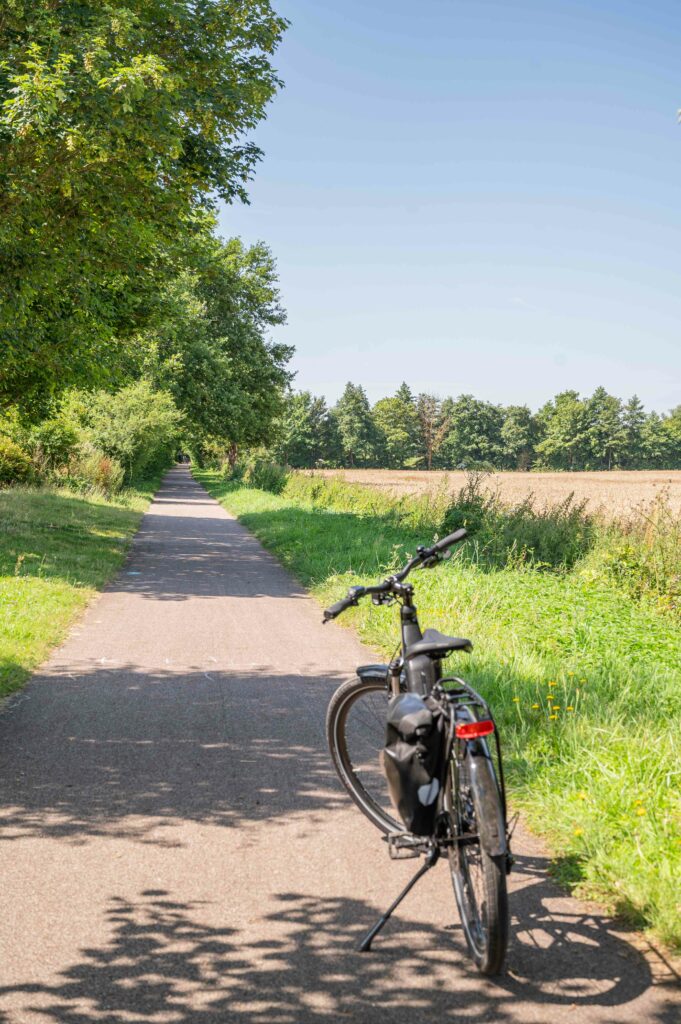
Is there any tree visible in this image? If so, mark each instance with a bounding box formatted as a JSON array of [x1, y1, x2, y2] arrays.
[[271, 392, 334, 467], [440, 395, 504, 468], [535, 391, 589, 470], [661, 406, 681, 468], [620, 395, 647, 469], [335, 383, 377, 467], [143, 235, 292, 466], [416, 393, 449, 470], [584, 387, 625, 470], [500, 405, 537, 470], [640, 412, 671, 468], [372, 383, 420, 468], [0, 1, 287, 410]]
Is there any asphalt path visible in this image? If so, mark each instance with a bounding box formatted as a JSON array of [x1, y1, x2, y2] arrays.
[[1, 466, 678, 1023]]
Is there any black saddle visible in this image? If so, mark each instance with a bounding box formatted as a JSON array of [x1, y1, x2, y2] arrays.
[[404, 628, 473, 661]]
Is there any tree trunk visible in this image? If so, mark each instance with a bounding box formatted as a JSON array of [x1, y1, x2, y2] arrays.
[[227, 443, 238, 470]]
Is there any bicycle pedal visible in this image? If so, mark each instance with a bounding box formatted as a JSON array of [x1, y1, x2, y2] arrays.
[[385, 832, 428, 859]]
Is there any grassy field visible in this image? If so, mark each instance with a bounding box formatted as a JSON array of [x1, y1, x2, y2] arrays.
[[307, 468, 681, 518], [0, 481, 157, 699], [196, 468, 681, 950]]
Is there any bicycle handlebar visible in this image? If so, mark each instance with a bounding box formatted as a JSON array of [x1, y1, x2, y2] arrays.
[[322, 529, 467, 622]]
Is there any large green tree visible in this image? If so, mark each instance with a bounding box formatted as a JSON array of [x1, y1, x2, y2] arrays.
[[335, 383, 377, 467], [142, 235, 292, 463], [372, 383, 420, 468], [440, 395, 504, 468], [0, 1, 287, 410], [271, 391, 335, 468], [535, 391, 589, 470]]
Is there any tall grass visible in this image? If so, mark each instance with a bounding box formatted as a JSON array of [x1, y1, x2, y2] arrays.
[[197, 467, 681, 949]]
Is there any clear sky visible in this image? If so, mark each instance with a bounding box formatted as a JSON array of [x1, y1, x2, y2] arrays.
[[217, 0, 681, 413]]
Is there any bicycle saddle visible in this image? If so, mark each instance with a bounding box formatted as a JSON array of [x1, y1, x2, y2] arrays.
[[404, 628, 473, 660]]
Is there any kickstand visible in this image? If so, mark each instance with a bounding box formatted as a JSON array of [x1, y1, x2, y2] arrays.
[[356, 846, 440, 953]]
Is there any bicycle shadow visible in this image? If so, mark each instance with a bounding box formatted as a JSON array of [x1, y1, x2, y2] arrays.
[[0, 887, 677, 1024]]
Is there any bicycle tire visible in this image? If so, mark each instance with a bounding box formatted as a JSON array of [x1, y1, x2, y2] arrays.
[[446, 745, 509, 975], [326, 675, 403, 835]]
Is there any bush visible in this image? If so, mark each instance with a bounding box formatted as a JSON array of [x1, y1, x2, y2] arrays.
[[0, 436, 32, 486], [583, 492, 681, 616], [67, 382, 183, 482], [68, 444, 125, 496], [28, 416, 79, 476], [243, 458, 289, 494]]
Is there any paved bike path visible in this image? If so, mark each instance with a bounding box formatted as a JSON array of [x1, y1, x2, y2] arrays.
[[0, 466, 677, 1023]]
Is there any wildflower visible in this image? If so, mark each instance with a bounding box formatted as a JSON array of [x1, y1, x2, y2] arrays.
[[548, 681, 556, 687], [549, 714, 558, 720], [568, 671, 574, 677], [566, 706, 574, 712], [552, 705, 561, 710], [573, 827, 583, 837], [531, 703, 540, 709], [512, 697, 520, 703], [577, 792, 587, 800], [636, 807, 646, 816]]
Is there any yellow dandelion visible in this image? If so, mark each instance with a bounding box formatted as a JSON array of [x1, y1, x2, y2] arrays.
[[636, 807, 646, 816], [549, 714, 558, 720], [548, 681, 556, 687], [531, 703, 540, 709], [552, 705, 561, 710], [566, 706, 574, 712], [512, 697, 520, 703], [573, 827, 583, 837], [568, 671, 574, 677], [577, 792, 587, 800]]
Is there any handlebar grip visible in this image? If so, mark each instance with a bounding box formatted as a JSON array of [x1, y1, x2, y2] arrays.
[[434, 528, 467, 552], [323, 587, 364, 621]]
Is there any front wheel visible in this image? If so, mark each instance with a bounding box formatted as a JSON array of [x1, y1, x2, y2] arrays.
[[326, 675, 403, 835], [446, 746, 509, 975]]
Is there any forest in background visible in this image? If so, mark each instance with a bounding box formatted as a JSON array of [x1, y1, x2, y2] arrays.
[[266, 383, 681, 472]]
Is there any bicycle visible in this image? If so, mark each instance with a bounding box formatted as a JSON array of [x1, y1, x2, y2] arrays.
[[323, 529, 513, 975]]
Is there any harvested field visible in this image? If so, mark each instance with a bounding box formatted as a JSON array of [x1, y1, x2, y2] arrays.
[[304, 469, 681, 517]]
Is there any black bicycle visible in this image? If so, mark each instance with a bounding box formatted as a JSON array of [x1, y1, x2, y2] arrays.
[[324, 529, 512, 975]]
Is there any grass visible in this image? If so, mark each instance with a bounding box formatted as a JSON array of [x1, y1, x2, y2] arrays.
[[195, 468, 681, 951], [0, 478, 159, 698]]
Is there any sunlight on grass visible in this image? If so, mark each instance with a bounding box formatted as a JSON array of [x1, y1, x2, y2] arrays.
[[0, 480, 157, 698]]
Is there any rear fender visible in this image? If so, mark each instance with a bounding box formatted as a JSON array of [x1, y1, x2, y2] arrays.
[[468, 749, 507, 857]]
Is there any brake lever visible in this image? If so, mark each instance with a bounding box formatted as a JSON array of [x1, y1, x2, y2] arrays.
[[371, 592, 395, 606]]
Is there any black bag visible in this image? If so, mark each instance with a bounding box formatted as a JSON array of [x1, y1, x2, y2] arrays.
[[381, 692, 446, 835]]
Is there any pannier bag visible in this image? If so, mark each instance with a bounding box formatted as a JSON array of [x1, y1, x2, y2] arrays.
[[381, 692, 446, 835]]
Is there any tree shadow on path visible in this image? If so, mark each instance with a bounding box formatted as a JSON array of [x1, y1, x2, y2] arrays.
[[1, 884, 677, 1024]]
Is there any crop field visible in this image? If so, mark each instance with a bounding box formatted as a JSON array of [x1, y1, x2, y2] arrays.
[[306, 469, 681, 518]]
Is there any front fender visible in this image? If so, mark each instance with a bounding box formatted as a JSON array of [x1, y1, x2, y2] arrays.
[[357, 664, 390, 685], [468, 750, 507, 857]]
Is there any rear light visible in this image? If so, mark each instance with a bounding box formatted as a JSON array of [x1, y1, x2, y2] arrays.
[[456, 719, 494, 739]]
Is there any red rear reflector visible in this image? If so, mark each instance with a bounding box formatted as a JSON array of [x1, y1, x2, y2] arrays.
[[456, 720, 494, 739]]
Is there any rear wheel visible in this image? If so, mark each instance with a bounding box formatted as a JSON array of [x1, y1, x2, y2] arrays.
[[326, 676, 402, 834], [446, 746, 509, 975]]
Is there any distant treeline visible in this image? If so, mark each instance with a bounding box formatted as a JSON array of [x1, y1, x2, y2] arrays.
[[267, 383, 681, 471]]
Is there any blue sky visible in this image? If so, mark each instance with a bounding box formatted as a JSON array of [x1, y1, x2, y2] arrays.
[[217, 0, 681, 412]]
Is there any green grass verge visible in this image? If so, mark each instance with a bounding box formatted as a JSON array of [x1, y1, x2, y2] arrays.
[[195, 469, 681, 950], [0, 477, 160, 698]]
